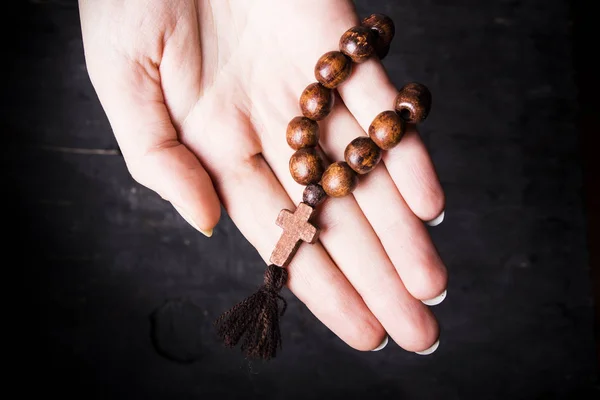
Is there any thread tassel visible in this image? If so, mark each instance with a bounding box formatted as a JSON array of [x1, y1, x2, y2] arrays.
[[215, 264, 288, 360]]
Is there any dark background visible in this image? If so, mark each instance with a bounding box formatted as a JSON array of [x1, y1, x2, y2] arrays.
[[4, 0, 599, 398]]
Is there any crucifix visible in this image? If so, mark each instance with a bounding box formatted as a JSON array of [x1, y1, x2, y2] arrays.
[[269, 203, 320, 267]]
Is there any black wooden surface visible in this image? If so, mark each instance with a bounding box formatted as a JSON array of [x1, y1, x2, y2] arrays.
[[4, 0, 599, 398]]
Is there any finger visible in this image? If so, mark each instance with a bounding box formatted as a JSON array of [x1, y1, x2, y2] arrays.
[[336, 58, 445, 222], [80, 0, 201, 129], [315, 190, 440, 351], [157, 1, 203, 129], [82, 46, 220, 235], [259, 99, 439, 352], [384, 124, 446, 225], [319, 99, 447, 301], [183, 104, 386, 351]]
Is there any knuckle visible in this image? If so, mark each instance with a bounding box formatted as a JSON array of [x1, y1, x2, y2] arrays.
[[124, 139, 178, 190]]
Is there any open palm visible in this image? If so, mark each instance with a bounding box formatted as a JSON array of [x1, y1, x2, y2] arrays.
[[80, 0, 446, 353]]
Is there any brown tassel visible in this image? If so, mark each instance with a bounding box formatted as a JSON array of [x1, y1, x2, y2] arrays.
[[215, 264, 288, 360]]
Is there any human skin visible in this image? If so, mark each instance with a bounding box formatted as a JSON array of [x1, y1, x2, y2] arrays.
[[79, 0, 447, 353]]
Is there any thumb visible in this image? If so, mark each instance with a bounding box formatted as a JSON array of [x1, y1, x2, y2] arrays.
[[129, 137, 221, 237], [82, 47, 220, 236]]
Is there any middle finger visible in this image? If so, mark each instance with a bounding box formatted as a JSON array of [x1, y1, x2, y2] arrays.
[[319, 99, 448, 302]]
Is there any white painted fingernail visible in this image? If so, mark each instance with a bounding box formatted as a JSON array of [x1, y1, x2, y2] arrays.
[[426, 210, 445, 227], [422, 289, 447, 306], [172, 204, 213, 237], [371, 335, 389, 351], [415, 339, 440, 355]]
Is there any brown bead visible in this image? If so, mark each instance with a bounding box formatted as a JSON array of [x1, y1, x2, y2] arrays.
[[344, 137, 382, 174], [299, 83, 335, 121], [394, 82, 432, 123], [289, 147, 325, 185], [368, 110, 406, 150], [302, 183, 327, 207], [321, 162, 358, 198], [286, 116, 319, 150], [314, 51, 353, 89], [339, 26, 375, 63], [374, 44, 390, 60], [361, 14, 395, 48]]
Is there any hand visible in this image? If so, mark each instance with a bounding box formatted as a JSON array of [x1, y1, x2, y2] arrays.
[[79, 0, 447, 353]]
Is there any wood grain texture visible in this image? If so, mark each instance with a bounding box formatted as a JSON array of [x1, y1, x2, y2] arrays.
[[339, 26, 375, 63], [321, 161, 358, 197], [362, 13, 395, 45], [269, 203, 320, 267], [299, 82, 334, 121], [368, 110, 406, 150], [394, 82, 432, 124], [314, 51, 353, 89], [362, 13, 395, 60], [289, 147, 325, 185], [344, 136, 382, 174], [286, 116, 320, 150]]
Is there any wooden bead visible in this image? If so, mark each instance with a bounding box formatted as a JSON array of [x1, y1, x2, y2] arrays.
[[374, 44, 390, 60], [321, 162, 358, 198], [339, 26, 375, 63], [368, 110, 406, 150], [300, 83, 335, 121], [344, 137, 382, 174], [286, 116, 319, 150], [314, 51, 353, 89], [302, 183, 327, 207], [361, 14, 395, 48], [289, 147, 324, 185], [394, 82, 432, 123]]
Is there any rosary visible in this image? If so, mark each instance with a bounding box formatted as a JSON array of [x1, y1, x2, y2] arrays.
[[215, 13, 432, 360]]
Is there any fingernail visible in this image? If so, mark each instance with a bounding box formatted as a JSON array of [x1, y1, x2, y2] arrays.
[[415, 339, 440, 355], [199, 228, 213, 237], [371, 335, 389, 351], [172, 204, 213, 237], [426, 210, 445, 227], [421, 289, 447, 306]]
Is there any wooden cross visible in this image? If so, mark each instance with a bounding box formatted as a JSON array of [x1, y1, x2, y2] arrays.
[[269, 203, 320, 267]]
